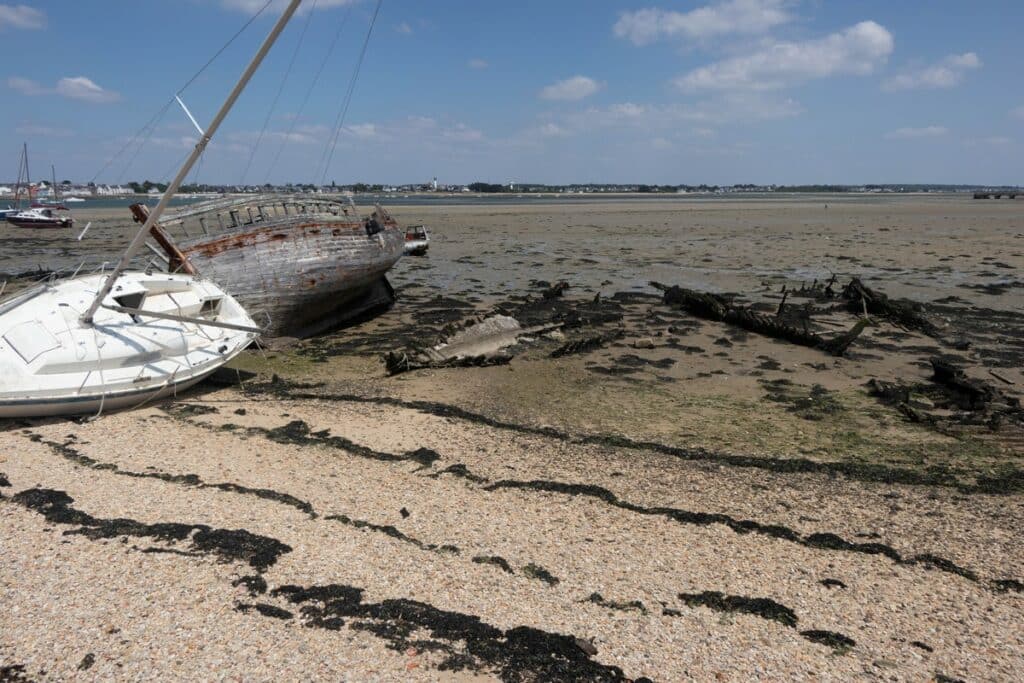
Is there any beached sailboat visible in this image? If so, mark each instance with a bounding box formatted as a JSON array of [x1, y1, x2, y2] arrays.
[[7, 205, 73, 228], [138, 193, 404, 338], [0, 273, 257, 417], [129, 3, 400, 339], [0, 0, 302, 418]]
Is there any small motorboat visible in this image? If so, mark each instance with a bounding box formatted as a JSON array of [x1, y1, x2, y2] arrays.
[[0, 205, 17, 220], [6, 205, 73, 228], [0, 272, 258, 418], [404, 224, 430, 256]]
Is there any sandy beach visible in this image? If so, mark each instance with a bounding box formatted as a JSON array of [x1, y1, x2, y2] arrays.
[[2, 195, 1022, 681]]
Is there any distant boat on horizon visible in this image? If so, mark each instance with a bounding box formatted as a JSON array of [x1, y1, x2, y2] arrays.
[[3, 145, 74, 228]]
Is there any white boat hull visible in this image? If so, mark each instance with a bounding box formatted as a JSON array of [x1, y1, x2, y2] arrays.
[[0, 272, 258, 418], [0, 370, 215, 419]]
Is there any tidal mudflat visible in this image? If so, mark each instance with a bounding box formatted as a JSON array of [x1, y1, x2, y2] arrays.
[[2, 195, 1022, 680]]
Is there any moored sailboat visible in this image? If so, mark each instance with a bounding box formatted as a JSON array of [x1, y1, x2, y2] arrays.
[[4, 149, 74, 228]]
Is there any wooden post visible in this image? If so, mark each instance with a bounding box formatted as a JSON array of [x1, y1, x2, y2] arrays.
[[130, 203, 197, 276]]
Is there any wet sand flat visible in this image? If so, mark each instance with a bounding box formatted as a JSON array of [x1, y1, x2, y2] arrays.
[[2, 195, 1023, 681]]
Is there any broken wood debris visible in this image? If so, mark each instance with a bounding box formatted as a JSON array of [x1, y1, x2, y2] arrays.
[[840, 278, 940, 337], [550, 329, 624, 358], [542, 280, 570, 299], [650, 281, 867, 356], [867, 358, 1023, 433], [382, 314, 560, 376], [383, 350, 510, 376]]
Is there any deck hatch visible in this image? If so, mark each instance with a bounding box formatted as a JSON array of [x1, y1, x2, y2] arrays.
[[3, 321, 60, 364]]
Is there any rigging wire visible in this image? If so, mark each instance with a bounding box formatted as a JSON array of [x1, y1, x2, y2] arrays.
[[239, 0, 319, 186], [89, 0, 274, 185], [317, 0, 383, 187], [176, 0, 274, 96], [263, 1, 355, 184], [94, 100, 172, 185]]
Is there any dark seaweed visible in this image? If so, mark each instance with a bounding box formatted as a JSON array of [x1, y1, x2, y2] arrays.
[[581, 592, 647, 614], [235, 602, 293, 620], [521, 563, 560, 586], [760, 380, 843, 421], [172, 388, 1021, 588], [992, 579, 1024, 593], [325, 513, 459, 555], [483, 480, 997, 586], [472, 555, 514, 573], [0, 664, 33, 682], [678, 591, 797, 628], [9, 488, 290, 572], [799, 630, 856, 650], [28, 433, 317, 518], [248, 385, 1024, 494], [233, 574, 268, 596], [270, 583, 628, 681]]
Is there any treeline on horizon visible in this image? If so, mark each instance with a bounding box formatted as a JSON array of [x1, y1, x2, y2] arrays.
[[104, 180, 1021, 194]]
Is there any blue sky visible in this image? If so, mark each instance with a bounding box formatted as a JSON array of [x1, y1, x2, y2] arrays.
[[1, 0, 1021, 185]]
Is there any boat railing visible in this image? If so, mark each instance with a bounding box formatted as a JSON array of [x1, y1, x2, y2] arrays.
[[156, 193, 369, 240]]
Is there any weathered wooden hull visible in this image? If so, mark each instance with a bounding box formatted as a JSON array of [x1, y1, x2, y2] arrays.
[[178, 218, 404, 338]]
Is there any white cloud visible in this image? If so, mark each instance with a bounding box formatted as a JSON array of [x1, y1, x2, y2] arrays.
[[55, 76, 120, 103], [963, 136, 1012, 147], [540, 75, 604, 101], [675, 20, 894, 91], [614, 0, 793, 46], [883, 52, 982, 91], [395, 21, 413, 35], [345, 123, 378, 139], [230, 124, 332, 146], [537, 123, 568, 137], [885, 125, 948, 139], [0, 4, 45, 30], [8, 75, 119, 102], [546, 93, 800, 138], [441, 123, 483, 142], [651, 137, 673, 150], [7, 76, 46, 95], [1012, 105, 1024, 120], [292, 116, 488, 150], [15, 123, 72, 137], [468, 58, 488, 69]]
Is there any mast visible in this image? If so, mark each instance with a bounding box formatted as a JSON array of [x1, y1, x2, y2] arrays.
[[11, 144, 23, 208], [81, 0, 302, 325], [51, 164, 60, 204], [20, 143, 31, 207]]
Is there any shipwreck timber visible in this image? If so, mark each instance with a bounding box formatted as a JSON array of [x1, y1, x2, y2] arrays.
[[137, 194, 404, 338]]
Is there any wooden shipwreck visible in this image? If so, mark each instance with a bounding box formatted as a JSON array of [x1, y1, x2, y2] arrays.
[[137, 193, 404, 338]]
